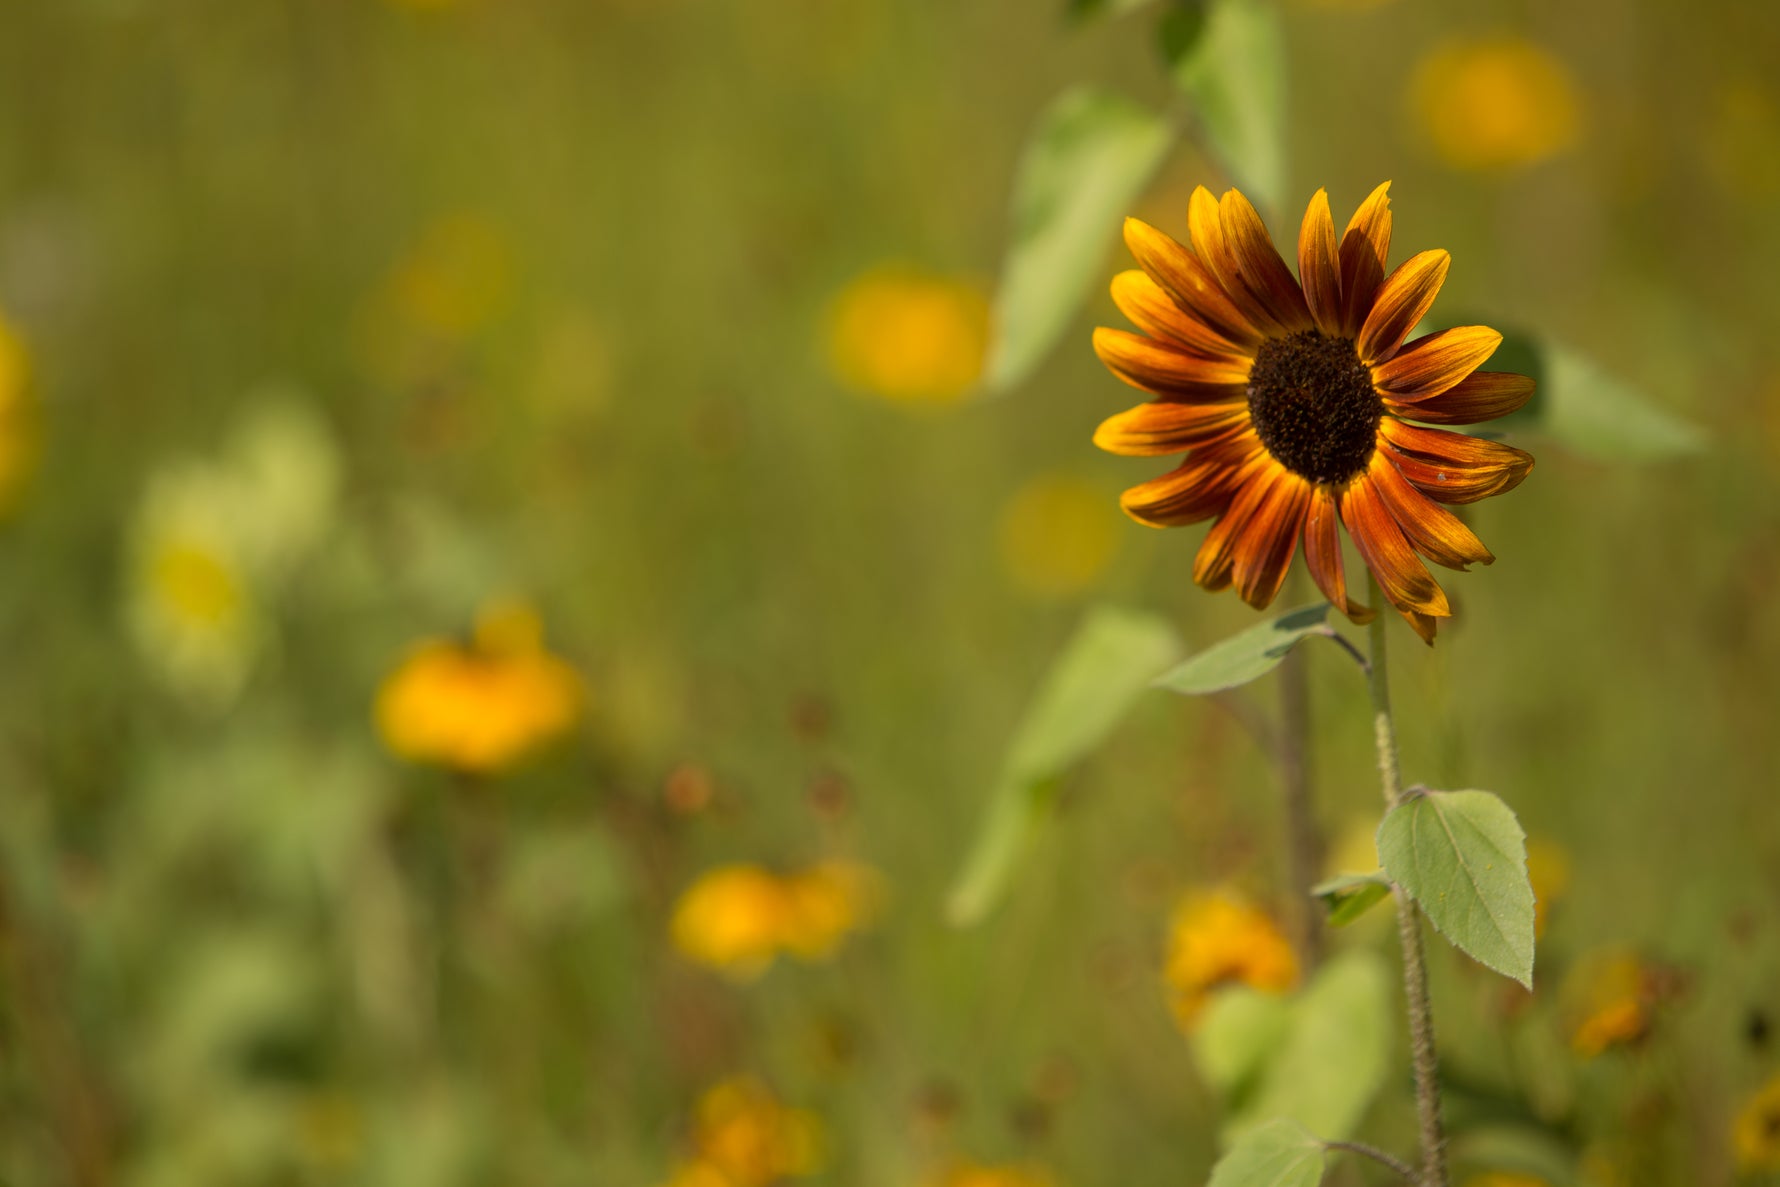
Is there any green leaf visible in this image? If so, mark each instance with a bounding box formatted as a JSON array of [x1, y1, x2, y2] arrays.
[[983, 88, 1174, 393], [1377, 789, 1536, 987], [947, 605, 1182, 925], [1207, 1118, 1325, 1187], [1233, 951, 1390, 1142], [1309, 872, 1391, 928], [1154, 604, 1333, 696], [1165, 0, 1287, 214], [1538, 340, 1707, 461], [1193, 988, 1294, 1101]]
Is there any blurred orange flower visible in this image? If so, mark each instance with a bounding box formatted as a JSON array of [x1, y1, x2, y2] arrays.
[[0, 311, 35, 513], [1410, 37, 1582, 172], [929, 1162, 1056, 1187], [1164, 889, 1299, 1028], [827, 266, 989, 405], [376, 600, 582, 773], [1565, 948, 1684, 1057], [671, 862, 880, 980], [661, 1077, 822, 1187], [1734, 1074, 1780, 1173]]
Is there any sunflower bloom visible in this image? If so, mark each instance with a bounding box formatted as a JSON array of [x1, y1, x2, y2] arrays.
[[1163, 889, 1299, 1028], [1093, 183, 1535, 642], [1734, 1074, 1780, 1173]]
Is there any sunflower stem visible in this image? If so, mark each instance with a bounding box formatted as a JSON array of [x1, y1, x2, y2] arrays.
[[1365, 576, 1448, 1187]]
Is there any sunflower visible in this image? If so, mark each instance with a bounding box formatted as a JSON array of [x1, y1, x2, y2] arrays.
[[1093, 182, 1534, 642]]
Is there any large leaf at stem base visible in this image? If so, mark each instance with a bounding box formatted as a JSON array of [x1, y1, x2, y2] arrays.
[[946, 605, 1181, 925], [1377, 789, 1536, 988]]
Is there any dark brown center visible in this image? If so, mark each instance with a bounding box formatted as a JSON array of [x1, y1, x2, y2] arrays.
[[1246, 330, 1382, 484]]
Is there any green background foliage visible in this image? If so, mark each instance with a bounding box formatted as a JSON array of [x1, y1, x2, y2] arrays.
[[0, 0, 1778, 1184]]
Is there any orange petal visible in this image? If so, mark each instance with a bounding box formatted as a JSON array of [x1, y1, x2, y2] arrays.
[[1108, 270, 1252, 362], [1121, 222, 1260, 350], [1302, 484, 1375, 622], [1297, 190, 1343, 337], [1374, 326, 1503, 399], [1387, 371, 1535, 425], [1219, 189, 1313, 333], [1339, 475, 1451, 618], [1378, 420, 1535, 504], [1093, 327, 1253, 398], [1398, 607, 1442, 645], [1189, 187, 1290, 338], [1192, 457, 1283, 591], [1094, 401, 1252, 456], [1358, 250, 1451, 365], [1338, 181, 1392, 337], [1231, 471, 1312, 610], [1368, 453, 1494, 571], [1120, 435, 1265, 527]]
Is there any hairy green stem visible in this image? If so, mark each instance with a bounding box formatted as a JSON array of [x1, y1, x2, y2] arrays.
[[1366, 577, 1448, 1187]]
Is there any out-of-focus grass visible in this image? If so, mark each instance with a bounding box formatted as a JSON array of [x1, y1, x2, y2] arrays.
[[0, 1, 1778, 1185]]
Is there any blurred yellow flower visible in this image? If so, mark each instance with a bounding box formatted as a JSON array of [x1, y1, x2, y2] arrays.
[[1411, 37, 1582, 172], [930, 1162, 1056, 1187], [375, 600, 582, 773], [0, 311, 37, 512], [128, 463, 264, 709], [1566, 948, 1684, 1057], [389, 214, 512, 339], [126, 395, 341, 711], [1734, 1074, 1780, 1173], [1164, 889, 1299, 1029], [827, 267, 989, 405], [998, 474, 1119, 597], [671, 862, 879, 980], [1525, 838, 1572, 939], [661, 1078, 822, 1187]]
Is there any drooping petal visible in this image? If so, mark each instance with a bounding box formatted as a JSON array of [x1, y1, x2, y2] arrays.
[[1119, 434, 1266, 526], [1373, 326, 1503, 400], [1367, 452, 1494, 571], [1357, 250, 1450, 365], [1230, 471, 1313, 610], [1339, 474, 1452, 619], [1121, 220, 1260, 349], [1297, 189, 1343, 336], [1378, 419, 1535, 504], [1094, 401, 1252, 456], [1192, 456, 1285, 591], [1218, 189, 1314, 333], [1093, 327, 1253, 398], [1387, 371, 1535, 425], [1337, 181, 1392, 337], [1302, 484, 1375, 622], [1109, 270, 1253, 362]]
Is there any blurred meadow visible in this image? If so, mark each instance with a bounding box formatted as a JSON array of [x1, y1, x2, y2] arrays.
[[2, 0, 1780, 1184]]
